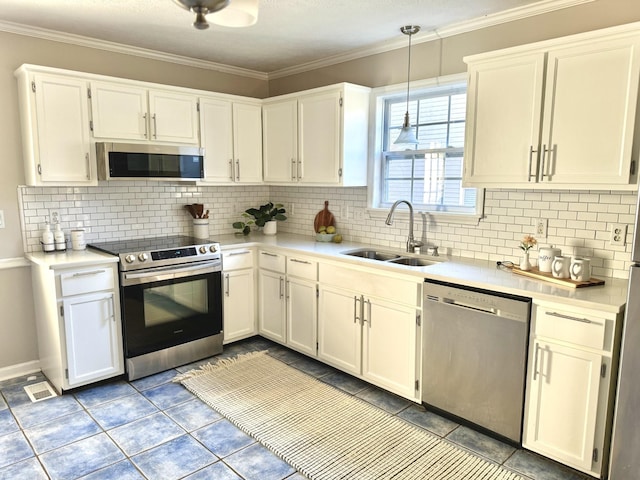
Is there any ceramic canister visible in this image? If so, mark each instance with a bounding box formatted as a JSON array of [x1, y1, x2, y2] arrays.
[[538, 245, 561, 273]]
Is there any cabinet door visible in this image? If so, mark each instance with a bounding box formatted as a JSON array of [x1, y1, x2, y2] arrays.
[[232, 102, 263, 183], [317, 285, 361, 375], [223, 269, 256, 344], [33, 74, 93, 184], [362, 298, 418, 400], [286, 277, 317, 356], [298, 90, 342, 184], [463, 53, 545, 186], [524, 339, 602, 471], [258, 269, 286, 343], [148, 90, 199, 144], [540, 38, 640, 185], [90, 82, 148, 140], [200, 97, 234, 183], [263, 100, 298, 183], [63, 292, 123, 386]]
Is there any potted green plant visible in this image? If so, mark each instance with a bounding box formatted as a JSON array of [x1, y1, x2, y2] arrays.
[[233, 202, 287, 235]]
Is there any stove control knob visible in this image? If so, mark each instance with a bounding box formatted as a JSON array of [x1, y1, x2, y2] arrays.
[[209, 245, 218, 253], [199, 246, 207, 254], [138, 253, 148, 262], [125, 254, 135, 263]]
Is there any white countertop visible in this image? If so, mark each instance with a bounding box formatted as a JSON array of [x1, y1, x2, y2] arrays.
[[26, 249, 119, 269], [218, 232, 629, 314]]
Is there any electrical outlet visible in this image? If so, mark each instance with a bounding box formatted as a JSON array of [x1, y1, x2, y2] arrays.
[[49, 210, 60, 224], [289, 203, 295, 215], [535, 218, 547, 238], [610, 224, 627, 246], [0, 210, 4, 229], [353, 207, 365, 220]]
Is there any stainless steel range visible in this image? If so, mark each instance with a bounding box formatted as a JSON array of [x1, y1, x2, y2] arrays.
[[89, 235, 223, 380]]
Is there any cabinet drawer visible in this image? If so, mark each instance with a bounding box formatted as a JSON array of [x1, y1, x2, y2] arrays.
[[258, 250, 286, 273], [534, 305, 606, 350], [59, 266, 114, 297], [223, 249, 254, 271], [287, 256, 317, 281], [319, 263, 420, 306]]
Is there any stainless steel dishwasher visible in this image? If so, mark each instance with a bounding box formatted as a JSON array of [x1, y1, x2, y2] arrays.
[[422, 280, 531, 444]]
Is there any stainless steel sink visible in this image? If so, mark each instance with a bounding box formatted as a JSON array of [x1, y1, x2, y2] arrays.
[[388, 257, 438, 267], [341, 248, 442, 268], [342, 249, 401, 261]]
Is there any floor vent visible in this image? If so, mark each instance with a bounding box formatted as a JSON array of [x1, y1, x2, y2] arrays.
[[24, 381, 57, 403]]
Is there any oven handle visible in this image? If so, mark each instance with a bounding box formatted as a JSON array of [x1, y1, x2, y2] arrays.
[[122, 261, 221, 286]]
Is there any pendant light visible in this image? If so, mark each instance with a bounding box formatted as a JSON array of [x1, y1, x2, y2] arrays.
[[394, 25, 421, 145]]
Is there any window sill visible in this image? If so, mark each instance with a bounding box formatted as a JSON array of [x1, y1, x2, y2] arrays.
[[367, 208, 482, 226]]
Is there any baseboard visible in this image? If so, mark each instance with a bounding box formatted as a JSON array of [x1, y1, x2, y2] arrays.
[[0, 360, 40, 382]]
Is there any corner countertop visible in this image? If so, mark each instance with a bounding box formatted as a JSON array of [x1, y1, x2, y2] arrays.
[[26, 249, 119, 269], [218, 232, 629, 314]]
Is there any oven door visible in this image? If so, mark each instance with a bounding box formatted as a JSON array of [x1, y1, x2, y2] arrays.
[[121, 262, 222, 358]]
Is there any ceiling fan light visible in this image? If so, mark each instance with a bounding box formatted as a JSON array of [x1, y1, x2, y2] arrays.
[[193, 10, 210, 29], [173, 0, 230, 29], [210, 0, 259, 27]]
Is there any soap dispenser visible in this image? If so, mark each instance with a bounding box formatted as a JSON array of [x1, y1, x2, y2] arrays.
[[41, 222, 54, 253], [53, 222, 66, 251]]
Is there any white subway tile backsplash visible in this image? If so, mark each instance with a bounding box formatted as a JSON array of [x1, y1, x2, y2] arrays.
[[17, 184, 637, 279]]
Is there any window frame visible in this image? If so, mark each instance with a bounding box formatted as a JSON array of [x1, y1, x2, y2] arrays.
[[367, 73, 484, 225]]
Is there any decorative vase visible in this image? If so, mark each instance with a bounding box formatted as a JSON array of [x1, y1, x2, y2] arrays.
[[193, 218, 209, 239], [263, 220, 277, 235], [520, 251, 532, 271]]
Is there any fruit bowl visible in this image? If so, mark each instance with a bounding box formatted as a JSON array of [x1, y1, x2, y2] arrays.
[[316, 233, 336, 242]]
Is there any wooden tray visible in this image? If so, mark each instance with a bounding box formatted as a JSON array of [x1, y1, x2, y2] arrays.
[[508, 265, 605, 288]]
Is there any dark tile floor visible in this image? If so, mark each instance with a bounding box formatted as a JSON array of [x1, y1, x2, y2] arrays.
[[0, 336, 592, 480]]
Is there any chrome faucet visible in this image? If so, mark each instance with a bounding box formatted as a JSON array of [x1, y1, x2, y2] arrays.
[[385, 200, 423, 253]]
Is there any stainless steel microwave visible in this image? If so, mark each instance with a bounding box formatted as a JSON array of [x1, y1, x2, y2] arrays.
[[96, 142, 204, 181]]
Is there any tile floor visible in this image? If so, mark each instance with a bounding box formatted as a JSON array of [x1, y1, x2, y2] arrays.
[[0, 336, 592, 480]]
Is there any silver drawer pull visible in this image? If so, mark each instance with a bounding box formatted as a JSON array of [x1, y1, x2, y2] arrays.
[[290, 259, 311, 265], [546, 311, 592, 324], [228, 251, 251, 256], [261, 252, 278, 257], [71, 269, 106, 278]]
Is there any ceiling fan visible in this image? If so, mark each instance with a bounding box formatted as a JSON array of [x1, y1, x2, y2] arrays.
[[173, 0, 258, 30]]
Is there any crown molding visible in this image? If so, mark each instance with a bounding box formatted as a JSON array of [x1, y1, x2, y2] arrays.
[[267, 0, 594, 79], [0, 20, 268, 81]]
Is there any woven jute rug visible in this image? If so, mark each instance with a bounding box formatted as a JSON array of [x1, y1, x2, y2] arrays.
[[175, 351, 524, 480]]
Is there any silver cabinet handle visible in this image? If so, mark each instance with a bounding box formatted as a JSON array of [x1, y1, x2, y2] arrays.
[[224, 273, 230, 296], [143, 113, 148, 138], [110, 296, 116, 322], [152, 113, 157, 139], [533, 342, 540, 381], [546, 311, 594, 324], [297, 159, 303, 180], [290, 258, 311, 265], [279, 276, 284, 299], [72, 269, 107, 278], [291, 158, 296, 180], [528, 145, 538, 181], [363, 298, 371, 325], [236, 159, 240, 181], [85, 152, 91, 180], [261, 252, 279, 258], [353, 295, 360, 324], [540, 144, 553, 181], [228, 159, 234, 181], [228, 250, 251, 256], [286, 280, 290, 300]]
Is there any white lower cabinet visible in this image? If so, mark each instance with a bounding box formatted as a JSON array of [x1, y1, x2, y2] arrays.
[[523, 300, 622, 478], [258, 268, 287, 343], [286, 275, 317, 356], [31, 260, 124, 393], [318, 263, 422, 401], [222, 249, 256, 344]]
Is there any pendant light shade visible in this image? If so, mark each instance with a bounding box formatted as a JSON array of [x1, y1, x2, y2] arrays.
[[394, 25, 420, 145]]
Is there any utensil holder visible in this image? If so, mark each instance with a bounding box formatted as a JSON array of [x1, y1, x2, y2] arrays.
[[193, 219, 209, 239]]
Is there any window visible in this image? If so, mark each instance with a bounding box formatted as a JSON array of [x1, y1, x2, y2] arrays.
[[371, 77, 482, 221]]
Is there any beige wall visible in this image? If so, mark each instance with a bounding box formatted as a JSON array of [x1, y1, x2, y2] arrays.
[[2, 0, 640, 371], [267, 0, 640, 95]]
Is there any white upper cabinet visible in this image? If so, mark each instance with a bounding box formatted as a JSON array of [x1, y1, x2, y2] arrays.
[[464, 25, 640, 189], [91, 81, 199, 144], [263, 83, 370, 186], [15, 67, 95, 186], [199, 97, 263, 184]]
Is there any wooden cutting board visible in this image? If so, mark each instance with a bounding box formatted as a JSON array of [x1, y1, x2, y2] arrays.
[[508, 265, 605, 288], [313, 201, 335, 233]]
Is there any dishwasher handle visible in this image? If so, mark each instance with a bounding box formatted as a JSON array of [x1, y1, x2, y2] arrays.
[[443, 297, 498, 315]]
